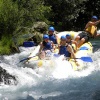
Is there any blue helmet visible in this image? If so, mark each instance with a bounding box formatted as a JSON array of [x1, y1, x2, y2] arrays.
[[43, 34, 49, 39], [92, 16, 98, 20], [66, 34, 71, 37], [48, 26, 55, 31], [61, 35, 66, 40]]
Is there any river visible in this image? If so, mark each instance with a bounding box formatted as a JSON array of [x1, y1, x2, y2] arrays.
[[0, 37, 100, 100]]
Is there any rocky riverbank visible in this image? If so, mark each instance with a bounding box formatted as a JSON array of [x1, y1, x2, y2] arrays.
[[0, 66, 17, 85]]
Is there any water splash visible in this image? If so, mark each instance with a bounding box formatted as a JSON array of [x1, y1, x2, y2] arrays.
[[0, 46, 99, 100]]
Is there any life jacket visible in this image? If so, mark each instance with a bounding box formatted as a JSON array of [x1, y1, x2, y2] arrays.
[[42, 41, 52, 50], [85, 25, 97, 37], [59, 45, 71, 57], [49, 34, 57, 44]]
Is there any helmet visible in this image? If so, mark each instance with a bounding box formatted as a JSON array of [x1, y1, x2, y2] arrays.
[[48, 26, 55, 31], [66, 34, 71, 37], [43, 34, 49, 39], [61, 35, 66, 40], [92, 16, 98, 20]]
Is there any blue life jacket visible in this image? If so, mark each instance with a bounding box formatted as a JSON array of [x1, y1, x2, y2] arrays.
[[49, 34, 57, 44], [43, 41, 52, 50], [59, 45, 71, 57]]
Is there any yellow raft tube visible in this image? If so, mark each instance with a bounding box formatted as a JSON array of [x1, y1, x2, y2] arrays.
[[27, 31, 93, 71]]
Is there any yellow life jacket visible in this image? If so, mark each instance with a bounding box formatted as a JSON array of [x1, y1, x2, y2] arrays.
[[85, 25, 97, 36]]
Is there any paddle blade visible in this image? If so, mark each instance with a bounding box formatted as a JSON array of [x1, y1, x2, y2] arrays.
[[19, 56, 34, 63], [80, 57, 93, 62], [53, 54, 60, 57], [79, 46, 88, 50], [19, 58, 28, 63]]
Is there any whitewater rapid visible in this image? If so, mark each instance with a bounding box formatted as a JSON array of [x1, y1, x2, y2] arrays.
[[0, 45, 100, 100]]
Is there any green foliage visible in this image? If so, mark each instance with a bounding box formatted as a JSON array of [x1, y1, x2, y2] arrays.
[[0, 0, 51, 54], [0, 35, 12, 55], [44, 0, 100, 31], [15, 0, 51, 27], [0, 0, 51, 37], [84, 0, 100, 16], [44, 0, 87, 30], [16, 36, 26, 46], [74, 0, 100, 30], [0, 0, 100, 54], [0, 0, 19, 37]]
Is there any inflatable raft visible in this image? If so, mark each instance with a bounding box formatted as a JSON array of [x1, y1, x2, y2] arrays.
[[25, 31, 93, 71]]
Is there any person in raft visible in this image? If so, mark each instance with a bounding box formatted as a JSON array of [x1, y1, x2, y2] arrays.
[[58, 35, 79, 65], [48, 26, 59, 44], [66, 34, 78, 52], [39, 34, 55, 59], [75, 16, 100, 48]]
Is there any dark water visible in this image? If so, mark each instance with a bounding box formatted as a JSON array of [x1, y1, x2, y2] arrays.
[[91, 38, 100, 52]]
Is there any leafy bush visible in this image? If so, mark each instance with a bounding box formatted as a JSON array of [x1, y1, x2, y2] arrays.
[[0, 35, 12, 55], [0, 0, 51, 54], [0, 0, 51, 37]]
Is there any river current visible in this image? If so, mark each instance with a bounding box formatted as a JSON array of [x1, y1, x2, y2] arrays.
[[0, 36, 100, 100]]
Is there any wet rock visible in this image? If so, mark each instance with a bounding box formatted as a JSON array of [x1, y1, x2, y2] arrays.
[[11, 22, 48, 51], [27, 22, 48, 45], [10, 44, 20, 53], [28, 32, 43, 45], [0, 66, 17, 85], [32, 22, 48, 33]]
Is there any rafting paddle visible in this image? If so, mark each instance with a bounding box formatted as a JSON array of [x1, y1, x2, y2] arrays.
[[19, 57, 32, 63], [53, 54, 93, 62], [75, 57, 93, 62]]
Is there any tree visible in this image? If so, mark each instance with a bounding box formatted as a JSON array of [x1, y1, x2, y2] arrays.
[[0, 0, 51, 54], [44, 0, 87, 31], [0, 0, 51, 37]]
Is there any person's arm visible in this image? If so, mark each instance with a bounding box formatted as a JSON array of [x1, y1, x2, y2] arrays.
[[39, 42, 43, 53], [55, 34, 60, 44], [67, 45, 77, 62], [85, 20, 100, 28], [67, 45, 80, 66], [72, 40, 78, 51], [58, 45, 60, 54], [51, 41, 56, 50], [93, 20, 100, 25], [96, 33, 100, 37]]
